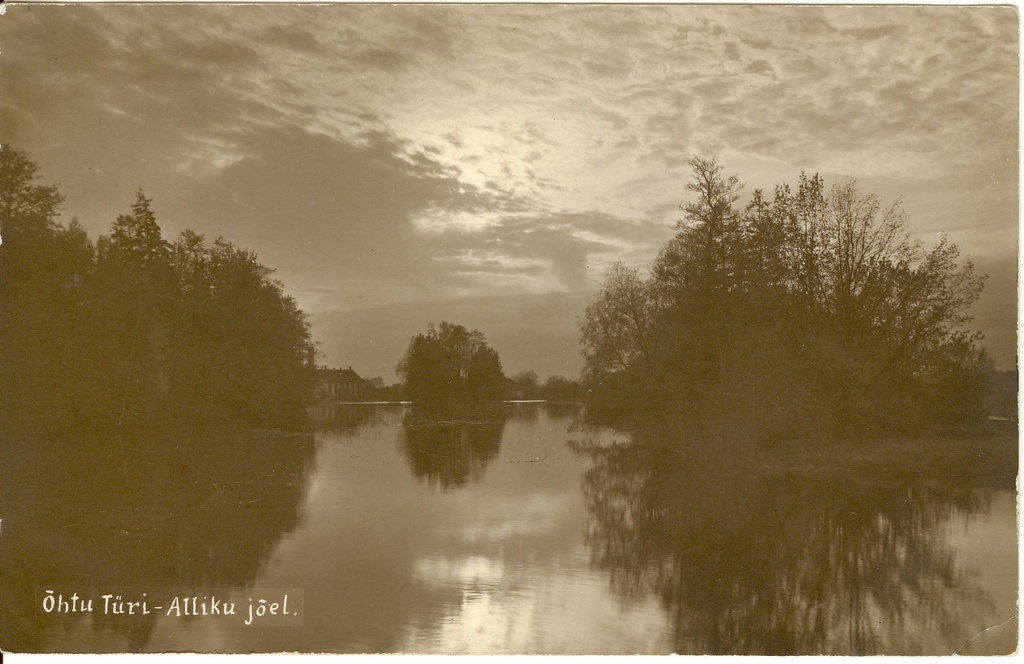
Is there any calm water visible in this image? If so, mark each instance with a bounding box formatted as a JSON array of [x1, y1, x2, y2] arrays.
[[0, 403, 1016, 654]]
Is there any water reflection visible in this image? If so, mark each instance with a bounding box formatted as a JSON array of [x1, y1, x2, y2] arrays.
[[309, 401, 382, 432], [0, 430, 316, 652], [542, 401, 585, 421], [1, 406, 1012, 655], [572, 426, 1014, 655], [401, 409, 506, 490]]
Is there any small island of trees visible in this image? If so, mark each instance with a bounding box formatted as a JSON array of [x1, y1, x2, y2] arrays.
[[391, 322, 585, 411], [396, 322, 506, 413]]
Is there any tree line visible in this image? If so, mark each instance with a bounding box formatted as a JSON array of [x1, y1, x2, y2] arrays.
[[0, 147, 314, 434], [506, 370, 584, 401], [581, 154, 993, 438]]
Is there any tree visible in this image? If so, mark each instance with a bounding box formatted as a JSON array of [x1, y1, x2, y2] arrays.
[[466, 346, 505, 403], [0, 146, 64, 236], [510, 370, 540, 399], [768, 178, 987, 430], [103, 191, 170, 267], [580, 262, 663, 379], [0, 147, 94, 428], [397, 322, 505, 410], [804, 182, 985, 373], [654, 154, 745, 296], [75, 191, 176, 426], [398, 333, 454, 405], [165, 234, 314, 427], [739, 187, 799, 293], [541, 375, 583, 401], [435, 321, 486, 382], [579, 262, 670, 423], [580, 154, 990, 436], [1, 148, 315, 432]]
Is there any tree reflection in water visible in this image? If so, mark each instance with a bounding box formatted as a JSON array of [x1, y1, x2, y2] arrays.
[[571, 425, 1010, 655], [310, 402, 386, 434], [0, 430, 316, 652], [542, 402, 585, 422], [401, 407, 506, 490]]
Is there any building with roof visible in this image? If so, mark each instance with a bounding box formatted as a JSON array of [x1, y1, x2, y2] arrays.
[[316, 366, 366, 401]]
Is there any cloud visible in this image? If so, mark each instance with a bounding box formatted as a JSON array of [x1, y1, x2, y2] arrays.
[[152, 122, 654, 319], [8, 4, 1015, 200], [427, 213, 620, 293], [2, 5, 294, 230], [744, 60, 776, 77], [261, 25, 328, 54], [160, 126, 469, 305]]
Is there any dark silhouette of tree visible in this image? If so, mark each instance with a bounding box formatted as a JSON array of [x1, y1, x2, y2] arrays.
[[466, 345, 505, 403], [0, 146, 95, 429], [657, 153, 745, 296], [508, 370, 541, 399], [581, 155, 990, 436], [0, 148, 314, 433], [435, 321, 486, 381], [580, 263, 662, 379], [398, 332, 453, 406], [540, 375, 584, 402], [74, 191, 177, 426], [164, 234, 314, 427], [0, 146, 64, 232], [396, 322, 505, 412], [104, 191, 171, 267]]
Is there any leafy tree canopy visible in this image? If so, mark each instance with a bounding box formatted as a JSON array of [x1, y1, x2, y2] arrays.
[[0, 147, 314, 434], [397, 322, 505, 410], [582, 154, 991, 436]]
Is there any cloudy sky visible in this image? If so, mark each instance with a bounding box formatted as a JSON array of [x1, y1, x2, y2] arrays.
[[2, 4, 1017, 379]]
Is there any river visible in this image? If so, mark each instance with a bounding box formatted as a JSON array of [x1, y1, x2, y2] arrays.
[[0, 403, 1016, 654]]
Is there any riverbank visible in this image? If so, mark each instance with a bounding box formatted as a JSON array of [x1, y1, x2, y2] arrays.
[[760, 420, 1017, 490]]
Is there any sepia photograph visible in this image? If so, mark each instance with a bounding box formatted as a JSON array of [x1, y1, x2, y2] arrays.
[[0, 2, 1018, 656]]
